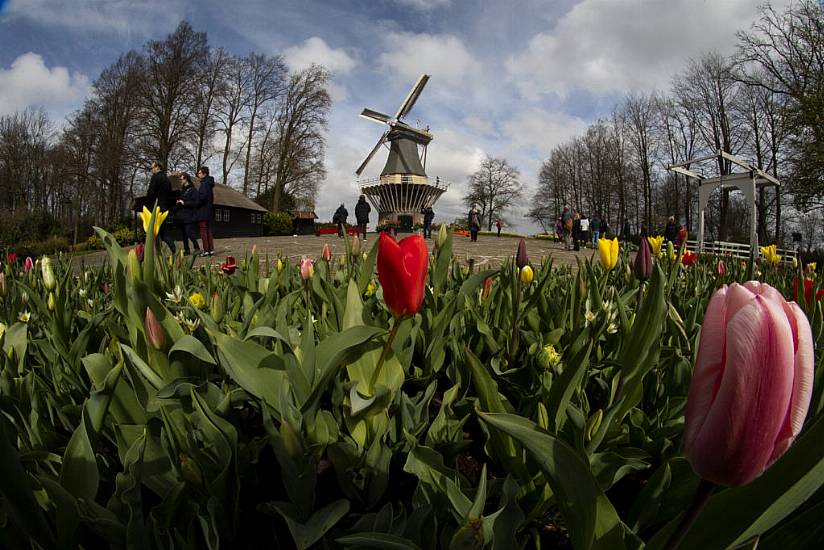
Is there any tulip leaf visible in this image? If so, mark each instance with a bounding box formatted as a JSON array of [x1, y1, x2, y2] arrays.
[[169, 334, 216, 365], [60, 408, 99, 503], [647, 414, 824, 549], [336, 532, 423, 549], [263, 498, 350, 550]]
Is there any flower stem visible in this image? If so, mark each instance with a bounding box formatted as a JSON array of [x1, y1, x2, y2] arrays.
[[664, 479, 715, 550], [368, 317, 401, 395]]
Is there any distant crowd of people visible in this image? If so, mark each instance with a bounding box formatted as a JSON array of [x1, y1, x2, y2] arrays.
[[557, 207, 688, 251]]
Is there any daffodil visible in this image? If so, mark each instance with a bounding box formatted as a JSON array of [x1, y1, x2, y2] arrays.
[[647, 235, 664, 256], [139, 206, 169, 238], [598, 237, 619, 270], [760, 244, 781, 266], [189, 292, 206, 309]]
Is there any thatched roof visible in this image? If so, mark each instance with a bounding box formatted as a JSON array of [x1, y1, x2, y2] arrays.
[[290, 210, 318, 220], [134, 172, 268, 213]]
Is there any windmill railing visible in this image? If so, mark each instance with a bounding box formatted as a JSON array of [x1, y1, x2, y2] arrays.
[[357, 175, 452, 191]]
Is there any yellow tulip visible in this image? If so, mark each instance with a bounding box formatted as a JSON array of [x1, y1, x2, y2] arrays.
[[365, 280, 376, 297], [139, 206, 169, 238], [647, 235, 664, 256], [520, 265, 534, 285], [598, 237, 619, 270], [759, 244, 781, 266], [188, 292, 206, 309]]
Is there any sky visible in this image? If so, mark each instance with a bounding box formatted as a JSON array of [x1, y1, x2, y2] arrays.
[[0, 0, 795, 233]]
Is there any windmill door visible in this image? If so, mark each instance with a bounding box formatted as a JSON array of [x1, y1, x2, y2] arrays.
[[399, 215, 413, 232]]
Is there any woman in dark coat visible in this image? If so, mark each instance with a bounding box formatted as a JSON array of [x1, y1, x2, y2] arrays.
[[176, 173, 200, 255], [195, 166, 215, 256]]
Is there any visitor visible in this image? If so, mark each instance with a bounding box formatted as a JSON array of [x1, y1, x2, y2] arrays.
[[195, 166, 215, 257], [422, 205, 435, 238], [622, 219, 631, 241], [562, 206, 573, 251], [333, 203, 348, 238], [555, 217, 563, 241], [496, 218, 503, 237], [590, 213, 601, 248], [573, 212, 582, 251], [176, 173, 200, 255], [355, 195, 370, 240], [664, 216, 678, 243], [146, 161, 176, 254], [676, 224, 689, 248], [601, 218, 609, 239], [468, 205, 480, 242], [580, 215, 590, 248]]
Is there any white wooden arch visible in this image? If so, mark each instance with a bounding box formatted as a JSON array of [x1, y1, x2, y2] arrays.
[[668, 150, 780, 258]]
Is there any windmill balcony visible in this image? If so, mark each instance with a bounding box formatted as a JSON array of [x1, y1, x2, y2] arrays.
[[357, 174, 451, 229]]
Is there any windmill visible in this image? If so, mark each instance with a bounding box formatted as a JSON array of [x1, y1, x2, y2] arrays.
[[356, 74, 449, 230]]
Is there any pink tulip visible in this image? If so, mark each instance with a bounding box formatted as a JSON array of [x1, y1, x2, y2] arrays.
[[24, 256, 33, 273], [716, 259, 726, 277], [684, 282, 813, 486], [322, 243, 332, 262], [300, 258, 314, 281]]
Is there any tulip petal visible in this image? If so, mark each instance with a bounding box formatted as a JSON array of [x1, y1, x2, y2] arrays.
[[687, 295, 795, 486]]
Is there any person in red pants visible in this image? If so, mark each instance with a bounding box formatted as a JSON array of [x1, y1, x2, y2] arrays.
[[195, 166, 215, 256]]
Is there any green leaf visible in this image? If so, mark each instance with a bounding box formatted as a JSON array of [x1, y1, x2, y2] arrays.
[[264, 499, 350, 550], [169, 334, 217, 364], [479, 412, 639, 550], [337, 532, 423, 549], [60, 409, 99, 502]]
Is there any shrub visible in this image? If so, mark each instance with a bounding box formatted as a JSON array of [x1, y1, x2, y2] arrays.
[[264, 211, 293, 236], [21, 235, 71, 256], [84, 235, 104, 250], [112, 227, 136, 246]]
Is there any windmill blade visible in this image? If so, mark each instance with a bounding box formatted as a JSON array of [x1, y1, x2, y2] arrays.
[[394, 74, 430, 120], [355, 131, 388, 176], [360, 108, 392, 125]]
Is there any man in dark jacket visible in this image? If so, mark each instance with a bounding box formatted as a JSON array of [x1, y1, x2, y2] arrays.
[[195, 166, 215, 256], [663, 216, 678, 243], [146, 161, 176, 254], [333, 203, 348, 238], [176, 173, 200, 255], [354, 195, 370, 240], [421, 205, 435, 238]]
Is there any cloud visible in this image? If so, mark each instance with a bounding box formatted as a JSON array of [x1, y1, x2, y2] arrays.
[[379, 32, 480, 87], [392, 0, 450, 10], [506, 0, 795, 99], [501, 109, 590, 157], [284, 36, 357, 75], [0, 52, 91, 118]]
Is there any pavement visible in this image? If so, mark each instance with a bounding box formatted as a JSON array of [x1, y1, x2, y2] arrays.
[[75, 232, 599, 270]]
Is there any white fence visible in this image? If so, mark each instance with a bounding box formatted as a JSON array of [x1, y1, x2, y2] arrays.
[[685, 240, 797, 264]]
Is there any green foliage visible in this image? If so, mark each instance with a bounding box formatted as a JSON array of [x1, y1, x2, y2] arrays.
[[264, 211, 294, 236], [0, 232, 822, 548]]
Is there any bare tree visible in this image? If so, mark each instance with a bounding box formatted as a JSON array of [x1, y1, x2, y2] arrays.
[[190, 47, 228, 170], [623, 93, 658, 230], [464, 155, 523, 230], [216, 54, 250, 184]]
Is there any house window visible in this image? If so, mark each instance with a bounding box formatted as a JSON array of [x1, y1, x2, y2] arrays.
[[215, 209, 222, 222], [223, 209, 230, 222]]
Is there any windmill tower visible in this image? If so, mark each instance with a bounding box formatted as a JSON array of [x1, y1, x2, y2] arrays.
[[356, 74, 449, 230]]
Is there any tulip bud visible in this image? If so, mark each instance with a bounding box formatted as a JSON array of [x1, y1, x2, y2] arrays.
[[20, 290, 28, 306], [436, 223, 448, 249], [210, 292, 224, 323], [685, 282, 813, 486], [362, 252, 368, 261], [339, 255, 346, 268], [251, 244, 257, 257], [585, 409, 603, 442], [351, 236, 361, 256], [144, 307, 165, 350], [127, 249, 142, 281], [300, 258, 314, 281], [134, 243, 144, 262], [520, 265, 534, 286], [667, 240, 676, 262], [633, 238, 652, 281], [481, 276, 492, 301], [717, 259, 726, 277], [277, 258, 284, 273], [280, 419, 304, 458], [179, 453, 203, 485], [41, 256, 56, 291], [322, 243, 332, 262], [47, 292, 55, 311], [515, 239, 528, 269], [24, 257, 33, 273], [792, 257, 798, 269]]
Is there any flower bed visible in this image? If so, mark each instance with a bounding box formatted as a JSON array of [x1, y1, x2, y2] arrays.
[[0, 222, 822, 548]]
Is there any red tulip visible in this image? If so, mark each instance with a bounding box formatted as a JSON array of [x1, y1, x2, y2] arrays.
[[685, 282, 813, 486], [681, 251, 698, 267], [134, 243, 145, 262], [717, 259, 726, 277], [377, 232, 428, 317], [6, 252, 17, 264], [220, 256, 237, 275], [482, 276, 493, 301], [24, 256, 33, 272]]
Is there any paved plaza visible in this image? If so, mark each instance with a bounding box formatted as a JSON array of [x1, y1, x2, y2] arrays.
[[77, 232, 599, 270]]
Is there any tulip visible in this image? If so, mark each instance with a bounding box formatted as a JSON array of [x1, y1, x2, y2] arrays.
[[300, 258, 314, 281], [515, 239, 528, 269], [481, 276, 492, 301], [520, 265, 534, 285], [134, 243, 145, 262], [436, 223, 448, 249], [684, 282, 813, 487], [41, 256, 56, 290], [210, 291, 224, 323], [322, 243, 332, 262], [377, 232, 428, 318], [6, 252, 16, 264], [792, 257, 798, 268], [47, 292, 55, 311], [681, 251, 698, 267], [189, 292, 206, 309], [339, 255, 346, 268], [364, 280, 376, 297], [667, 241, 676, 262], [276, 258, 284, 273], [598, 237, 619, 271], [793, 276, 824, 306], [717, 259, 726, 277], [805, 262, 816, 275], [140, 206, 169, 238], [127, 249, 142, 281], [144, 307, 165, 350], [634, 238, 652, 281], [647, 235, 664, 256], [220, 256, 237, 275], [24, 257, 33, 273], [760, 244, 782, 266], [351, 236, 361, 256]]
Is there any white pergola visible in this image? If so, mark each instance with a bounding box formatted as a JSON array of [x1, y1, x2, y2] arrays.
[[667, 150, 781, 257]]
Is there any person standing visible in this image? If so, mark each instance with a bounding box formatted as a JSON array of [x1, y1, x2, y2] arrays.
[[562, 206, 573, 251], [622, 219, 631, 242], [421, 205, 435, 238], [146, 161, 176, 254], [468, 206, 481, 242], [195, 166, 215, 257], [176, 173, 200, 255], [573, 212, 582, 251], [663, 216, 678, 243], [579, 215, 590, 248], [333, 203, 348, 238], [355, 195, 371, 240], [496, 218, 503, 237], [590, 214, 601, 248]]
